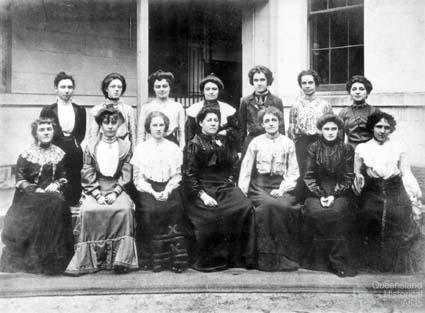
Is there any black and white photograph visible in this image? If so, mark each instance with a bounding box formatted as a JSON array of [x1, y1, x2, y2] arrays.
[[0, 0, 424, 312]]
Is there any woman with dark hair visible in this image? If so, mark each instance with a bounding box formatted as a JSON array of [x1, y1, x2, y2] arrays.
[[87, 72, 136, 151], [66, 108, 138, 275], [0, 117, 74, 274], [132, 111, 189, 273], [183, 106, 255, 271], [239, 106, 301, 271], [353, 111, 422, 273], [338, 75, 381, 149], [137, 70, 185, 149], [288, 69, 333, 178], [301, 114, 356, 277], [185, 73, 240, 151], [238, 65, 285, 153], [40, 71, 86, 206]]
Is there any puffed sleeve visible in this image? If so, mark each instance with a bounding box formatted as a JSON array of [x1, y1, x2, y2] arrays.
[[279, 140, 299, 193], [399, 145, 422, 202], [183, 141, 203, 198], [238, 139, 256, 194], [287, 105, 297, 140], [81, 146, 101, 198], [303, 143, 326, 198], [15, 156, 36, 191], [332, 144, 355, 197], [115, 149, 132, 196]]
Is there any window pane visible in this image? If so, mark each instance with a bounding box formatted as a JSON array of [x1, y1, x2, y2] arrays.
[[348, 9, 363, 45], [347, 0, 363, 5], [348, 46, 364, 77], [312, 49, 330, 84], [330, 11, 348, 47], [330, 48, 348, 83], [311, 15, 329, 48], [329, 0, 347, 8], [310, 0, 328, 12]]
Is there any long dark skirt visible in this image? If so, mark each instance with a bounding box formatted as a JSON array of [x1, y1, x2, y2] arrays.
[[135, 181, 189, 272], [55, 136, 83, 206], [300, 178, 354, 273], [0, 191, 74, 275], [187, 179, 255, 272], [355, 175, 421, 273], [248, 174, 302, 271]]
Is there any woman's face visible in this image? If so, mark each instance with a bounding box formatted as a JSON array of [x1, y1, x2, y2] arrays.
[[261, 113, 280, 136], [300, 74, 316, 96], [373, 118, 391, 143], [101, 115, 119, 138], [106, 79, 123, 100], [350, 82, 368, 102], [36, 123, 54, 145], [56, 79, 74, 102], [149, 116, 166, 140], [199, 113, 219, 135], [153, 79, 170, 100], [203, 82, 219, 101], [321, 121, 339, 142], [253, 72, 268, 93]]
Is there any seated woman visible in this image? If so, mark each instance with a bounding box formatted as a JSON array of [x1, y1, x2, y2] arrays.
[[66, 108, 138, 275], [0, 117, 73, 275], [183, 106, 255, 272], [353, 111, 422, 273], [131, 111, 189, 273], [238, 107, 301, 271], [301, 114, 356, 277]]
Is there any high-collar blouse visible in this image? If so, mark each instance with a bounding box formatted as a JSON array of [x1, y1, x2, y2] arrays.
[[304, 138, 354, 198], [56, 97, 75, 136], [238, 134, 299, 194], [137, 99, 186, 149], [288, 94, 332, 141], [131, 138, 182, 194]]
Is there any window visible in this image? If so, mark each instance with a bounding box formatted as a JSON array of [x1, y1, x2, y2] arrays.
[[309, 0, 364, 89]]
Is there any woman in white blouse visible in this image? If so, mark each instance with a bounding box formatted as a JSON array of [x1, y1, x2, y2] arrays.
[[137, 70, 185, 149], [132, 111, 189, 273], [239, 106, 302, 271], [354, 111, 422, 273]]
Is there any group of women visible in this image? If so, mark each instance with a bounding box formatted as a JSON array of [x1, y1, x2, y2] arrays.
[[0, 66, 423, 277]]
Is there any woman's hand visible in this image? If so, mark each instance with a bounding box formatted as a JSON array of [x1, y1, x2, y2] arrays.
[[35, 187, 45, 193], [200, 192, 218, 207], [353, 174, 365, 195], [218, 130, 227, 136], [320, 196, 335, 207], [270, 189, 283, 198], [105, 192, 117, 204], [45, 182, 60, 193], [96, 195, 107, 205]]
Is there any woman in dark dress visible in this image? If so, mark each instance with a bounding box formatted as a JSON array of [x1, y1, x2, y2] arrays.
[[183, 106, 255, 271], [185, 73, 240, 152], [132, 111, 189, 273], [0, 117, 74, 274], [40, 72, 86, 206], [238, 107, 301, 271], [301, 114, 356, 277], [338, 75, 381, 149], [353, 111, 423, 273]]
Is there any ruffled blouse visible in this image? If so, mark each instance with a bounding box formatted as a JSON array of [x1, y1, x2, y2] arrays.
[[238, 134, 299, 194], [57, 97, 75, 136], [131, 138, 182, 194]]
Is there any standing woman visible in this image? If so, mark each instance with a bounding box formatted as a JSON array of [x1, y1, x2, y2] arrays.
[[0, 117, 74, 274], [137, 70, 185, 149], [66, 108, 138, 275], [338, 75, 380, 149], [353, 111, 422, 273], [87, 72, 136, 151], [288, 70, 333, 178], [132, 111, 189, 273], [40, 72, 86, 206], [183, 106, 255, 271], [239, 65, 285, 153], [238, 107, 301, 271], [185, 73, 240, 151], [301, 114, 356, 277]]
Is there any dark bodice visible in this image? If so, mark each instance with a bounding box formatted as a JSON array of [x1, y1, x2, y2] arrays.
[[304, 138, 354, 198], [183, 133, 239, 197]]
